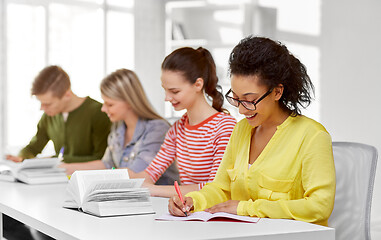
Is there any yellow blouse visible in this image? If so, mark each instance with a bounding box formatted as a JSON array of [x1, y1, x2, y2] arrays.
[[186, 115, 336, 226]]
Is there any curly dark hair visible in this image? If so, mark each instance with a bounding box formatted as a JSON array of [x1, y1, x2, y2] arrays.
[[228, 36, 314, 116]]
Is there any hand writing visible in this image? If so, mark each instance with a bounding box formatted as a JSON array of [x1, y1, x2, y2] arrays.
[[168, 195, 193, 217]]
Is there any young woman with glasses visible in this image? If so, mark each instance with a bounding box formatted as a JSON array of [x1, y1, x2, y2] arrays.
[[128, 47, 237, 197], [168, 36, 336, 227]]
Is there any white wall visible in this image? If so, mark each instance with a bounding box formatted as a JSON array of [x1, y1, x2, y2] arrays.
[[134, 0, 166, 115], [320, 0, 381, 238]]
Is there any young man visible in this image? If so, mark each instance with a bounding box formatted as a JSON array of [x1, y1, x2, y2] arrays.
[[4, 65, 111, 240], [6, 65, 111, 163]]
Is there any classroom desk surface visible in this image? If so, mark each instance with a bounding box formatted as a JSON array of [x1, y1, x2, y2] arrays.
[[0, 181, 335, 240]]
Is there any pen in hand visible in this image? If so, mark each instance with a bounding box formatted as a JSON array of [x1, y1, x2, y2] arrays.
[[174, 181, 188, 217]]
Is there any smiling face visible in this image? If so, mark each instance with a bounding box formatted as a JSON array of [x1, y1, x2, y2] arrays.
[[230, 74, 282, 127], [101, 94, 131, 122], [161, 70, 202, 111]]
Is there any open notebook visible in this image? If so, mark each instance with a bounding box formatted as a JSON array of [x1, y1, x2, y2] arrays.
[[156, 211, 260, 223]]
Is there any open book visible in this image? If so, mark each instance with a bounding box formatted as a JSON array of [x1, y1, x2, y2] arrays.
[[0, 158, 68, 184], [156, 211, 260, 223], [63, 169, 154, 217]]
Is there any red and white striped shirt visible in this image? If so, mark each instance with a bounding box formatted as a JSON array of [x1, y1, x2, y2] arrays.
[[145, 112, 236, 189]]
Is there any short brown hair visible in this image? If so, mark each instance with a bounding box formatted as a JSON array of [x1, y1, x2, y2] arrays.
[[31, 65, 71, 98]]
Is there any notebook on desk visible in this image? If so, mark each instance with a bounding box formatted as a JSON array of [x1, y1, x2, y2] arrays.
[[156, 211, 260, 223]]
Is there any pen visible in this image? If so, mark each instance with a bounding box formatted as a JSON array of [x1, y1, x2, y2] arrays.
[[174, 180, 188, 216], [58, 147, 64, 161]]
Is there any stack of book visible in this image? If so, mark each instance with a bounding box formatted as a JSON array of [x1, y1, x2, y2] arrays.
[[0, 158, 68, 184]]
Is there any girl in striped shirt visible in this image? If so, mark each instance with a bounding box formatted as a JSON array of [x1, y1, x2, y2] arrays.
[[129, 47, 236, 197]]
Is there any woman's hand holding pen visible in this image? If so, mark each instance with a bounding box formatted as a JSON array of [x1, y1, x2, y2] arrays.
[[168, 195, 193, 217]]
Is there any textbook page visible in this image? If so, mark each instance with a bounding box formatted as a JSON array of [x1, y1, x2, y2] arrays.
[[63, 170, 154, 217], [1, 158, 60, 174], [5, 158, 60, 173], [157, 211, 260, 223], [84, 178, 144, 202], [70, 169, 130, 205]]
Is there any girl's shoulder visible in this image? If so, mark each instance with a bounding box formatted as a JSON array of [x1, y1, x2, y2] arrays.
[[210, 112, 237, 125], [171, 113, 188, 127], [206, 112, 237, 133], [139, 119, 171, 137], [216, 111, 237, 121], [290, 115, 328, 133], [278, 115, 330, 141]]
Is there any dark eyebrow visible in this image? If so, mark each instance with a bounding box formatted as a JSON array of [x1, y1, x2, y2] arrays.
[[231, 90, 258, 97]]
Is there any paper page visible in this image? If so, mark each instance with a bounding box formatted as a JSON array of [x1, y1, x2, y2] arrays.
[[70, 169, 130, 205], [66, 172, 82, 206], [205, 212, 260, 223], [156, 211, 260, 223], [19, 168, 66, 177], [15, 158, 60, 171], [156, 212, 212, 221], [87, 188, 148, 201], [86, 188, 150, 202], [84, 179, 144, 201]]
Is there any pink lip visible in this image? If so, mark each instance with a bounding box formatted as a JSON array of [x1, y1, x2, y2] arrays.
[[172, 103, 179, 107]]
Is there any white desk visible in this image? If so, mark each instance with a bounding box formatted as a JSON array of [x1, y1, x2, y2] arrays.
[[0, 181, 335, 240]]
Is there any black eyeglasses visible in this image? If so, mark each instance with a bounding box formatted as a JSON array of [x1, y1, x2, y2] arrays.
[[225, 88, 273, 111]]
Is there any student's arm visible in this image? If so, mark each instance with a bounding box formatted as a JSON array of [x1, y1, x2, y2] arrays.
[[185, 130, 236, 211], [168, 135, 236, 216], [59, 160, 106, 175], [18, 115, 50, 159], [237, 131, 336, 225]]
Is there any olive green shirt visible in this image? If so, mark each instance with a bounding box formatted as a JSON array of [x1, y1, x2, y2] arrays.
[[19, 97, 111, 163]]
